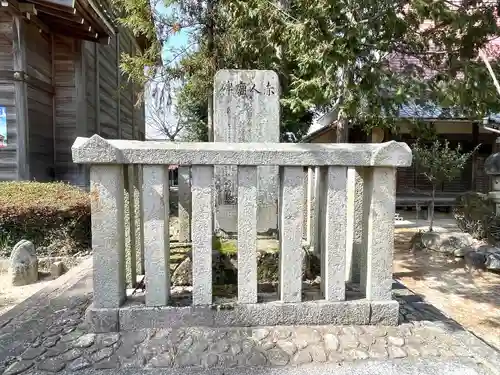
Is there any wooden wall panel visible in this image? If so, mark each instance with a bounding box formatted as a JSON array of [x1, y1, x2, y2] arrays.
[[0, 13, 17, 181], [25, 23, 54, 182], [53, 35, 78, 184], [98, 35, 118, 138]]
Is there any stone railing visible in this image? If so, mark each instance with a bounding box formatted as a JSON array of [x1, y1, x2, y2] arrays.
[[72, 135, 412, 332]]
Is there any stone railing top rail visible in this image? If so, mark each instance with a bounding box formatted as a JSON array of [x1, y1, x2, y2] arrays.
[[72, 134, 412, 167]]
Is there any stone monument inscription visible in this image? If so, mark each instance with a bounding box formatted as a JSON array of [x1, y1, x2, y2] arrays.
[[214, 69, 280, 233]]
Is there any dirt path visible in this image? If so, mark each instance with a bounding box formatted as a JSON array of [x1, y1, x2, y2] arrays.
[[0, 271, 53, 316], [393, 228, 500, 350]]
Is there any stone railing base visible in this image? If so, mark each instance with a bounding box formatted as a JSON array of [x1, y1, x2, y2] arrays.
[[85, 299, 399, 333]]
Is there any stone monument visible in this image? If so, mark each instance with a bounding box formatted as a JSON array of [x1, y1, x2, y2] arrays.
[[213, 69, 280, 233]]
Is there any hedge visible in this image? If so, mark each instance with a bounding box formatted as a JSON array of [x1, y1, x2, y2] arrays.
[[0, 181, 91, 257]]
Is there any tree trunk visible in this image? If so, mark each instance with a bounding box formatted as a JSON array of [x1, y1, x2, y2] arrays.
[[207, 0, 215, 142], [429, 184, 436, 232]]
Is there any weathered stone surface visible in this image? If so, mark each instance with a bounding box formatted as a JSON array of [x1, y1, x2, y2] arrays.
[[97, 333, 120, 348], [68, 357, 91, 371], [213, 69, 280, 233], [293, 350, 312, 365], [150, 352, 173, 368], [252, 328, 270, 341], [9, 240, 38, 286], [388, 336, 405, 347], [3, 361, 33, 375], [267, 348, 289, 366], [21, 346, 46, 360], [324, 333, 340, 352], [50, 261, 65, 278], [310, 345, 327, 362], [368, 345, 389, 359], [247, 351, 267, 366], [277, 340, 297, 356], [388, 346, 407, 359], [37, 358, 66, 372], [92, 347, 114, 362], [485, 249, 500, 270], [203, 353, 218, 368], [73, 333, 96, 348]]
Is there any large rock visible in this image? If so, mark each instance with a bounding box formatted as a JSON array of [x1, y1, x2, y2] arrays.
[[476, 245, 500, 270], [420, 232, 474, 254], [9, 240, 38, 286]]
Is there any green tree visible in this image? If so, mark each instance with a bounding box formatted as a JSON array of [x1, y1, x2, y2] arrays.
[[113, 0, 500, 140], [412, 139, 477, 232]]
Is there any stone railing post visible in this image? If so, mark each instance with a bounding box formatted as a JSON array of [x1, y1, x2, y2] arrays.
[[360, 167, 397, 301], [90, 165, 126, 308]]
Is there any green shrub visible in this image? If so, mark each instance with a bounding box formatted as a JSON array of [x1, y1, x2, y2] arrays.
[[453, 192, 494, 240], [0, 181, 91, 256]]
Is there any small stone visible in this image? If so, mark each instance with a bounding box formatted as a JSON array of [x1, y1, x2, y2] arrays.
[[241, 339, 255, 354], [369, 346, 388, 359], [388, 346, 407, 359], [43, 337, 60, 348], [267, 348, 289, 366], [247, 351, 267, 366], [202, 353, 218, 368], [294, 328, 322, 345], [97, 333, 120, 348], [252, 328, 270, 341], [46, 341, 71, 357], [60, 329, 83, 343], [328, 351, 344, 363], [343, 326, 363, 336], [21, 346, 46, 360], [352, 348, 369, 360], [178, 335, 193, 351], [230, 343, 242, 355], [37, 358, 66, 372], [50, 261, 65, 278], [93, 355, 120, 369], [219, 353, 238, 368], [310, 345, 327, 362], [122, 330, 148, 346], [150, 352, 173, 368], [9, 240, 38, 286], [388, 336, 405, 347], [31, 338, 42, 348], [339, 335, 359, 349], [92, 347, 114, 362], [277, 340, 297, 356], [210, 339, 229, 353], [405, 344, 421, 357], [74, 333, 96, 348], [61, 349, 82, 362], [68, 357, 91, 371], [3, 361, 33, 375], [260, 339, 275, 350], [358, 335, 375, 348], [192, 339, 209, 353], [324, 334, 340, 352], [273, 329, 292, 340], [175, 352, 200, 366], [293, 350, 312, 365]]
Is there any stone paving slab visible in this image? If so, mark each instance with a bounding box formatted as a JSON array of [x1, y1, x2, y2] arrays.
[[0, 259, 499, 375]]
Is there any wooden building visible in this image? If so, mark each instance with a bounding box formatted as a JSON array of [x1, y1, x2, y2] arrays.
[[0, 0, 146, 186], [302, 110, 495, 208]]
